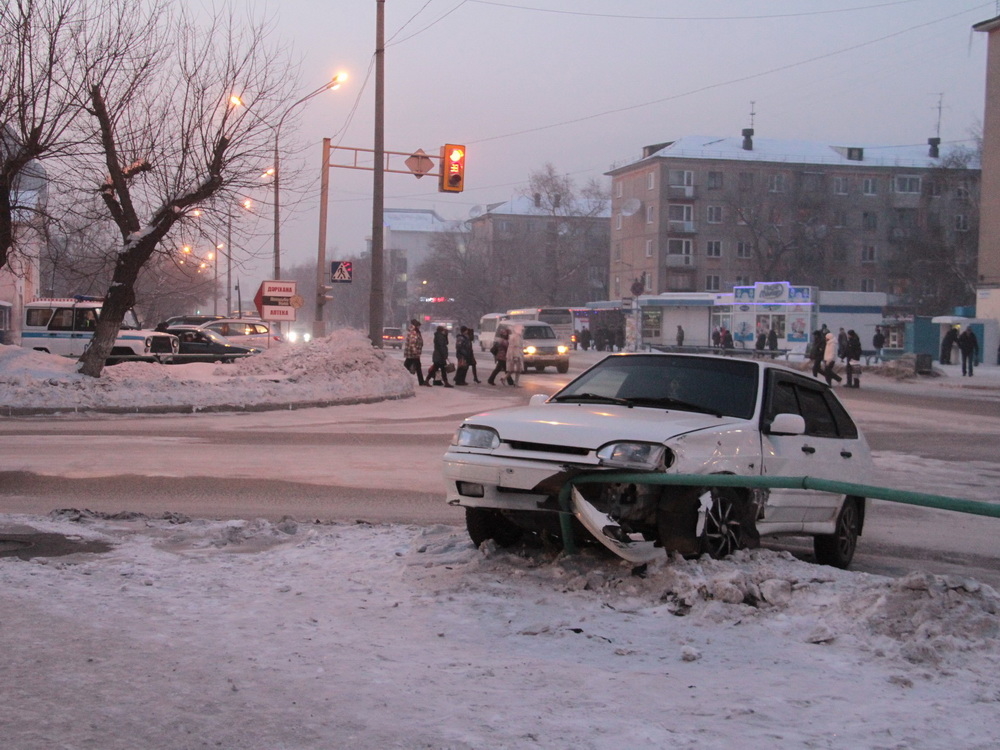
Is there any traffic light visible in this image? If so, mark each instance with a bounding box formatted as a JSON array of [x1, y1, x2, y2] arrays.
[[439, 144, 466, 193]]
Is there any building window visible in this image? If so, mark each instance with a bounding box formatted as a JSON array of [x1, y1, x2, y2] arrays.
[[955, 214, 970, 232], [645, 239, 654, 258], [734, 275, 750, 286], [615, 213, 622, 230], [707, 205, 723, 224], [833, 210, 848, 228], [647, 172, 655, 190], [833, 176, 848, 195], [861, 244, 877, 263], [861, 278, 876, 293], [737, 241, 753, 259], [801, 173, 823, 192], [613, 243, 621, 261], [667, 239, 692, 256], [705, 275, 721, 291], [614, 275, 620, 296], [768, 174, 786, 193], [863, 177, 877, 196], [668, 169, 693, 187], [738, 172, 754, 191], [615, 181, 623, 198], [705, 240, 722, 257], [895, 175, 921, 194], [956, 181, 971, 200], [927, 179, 942, 197], [707, 171, 724, 190], [862, 212, 878, 231], [646, 204, 655, 224]]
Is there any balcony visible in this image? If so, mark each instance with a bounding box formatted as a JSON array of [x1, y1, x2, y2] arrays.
[[666, 254, 695, 268], [667, 220, 697, 234], [667, 185, 697, 200]]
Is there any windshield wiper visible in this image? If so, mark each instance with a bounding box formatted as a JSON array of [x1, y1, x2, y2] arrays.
[[624, 396, 724, 417], [553, 392, 633, 407]]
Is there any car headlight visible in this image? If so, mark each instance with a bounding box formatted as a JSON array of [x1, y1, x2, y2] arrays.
[[452, 425, 501, 449], [596, 442, 668, 470], [524, 345, 537, 355], [287, 331, 299, 343], [557, 345, 569, 355]]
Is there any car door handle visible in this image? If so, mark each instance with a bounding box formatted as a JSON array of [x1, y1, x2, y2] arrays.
[[801, 446, 816, 454], [840, 450, 853, 458]]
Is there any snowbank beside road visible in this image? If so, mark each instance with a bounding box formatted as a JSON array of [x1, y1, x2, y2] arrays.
[[0, 329, 413, 413], [2, 512, 999, 749]]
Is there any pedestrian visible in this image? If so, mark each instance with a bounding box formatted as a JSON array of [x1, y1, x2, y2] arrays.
[[957, 325, 979, 377], [453, 326, 474, 385], [614, 328, 625, 352], [872, 326, 886, 364], [425, 325, 453, 387], [507, 324, 525, 386], [403, 319, 426, 386], [810, 330, 826, 378], [467, 328, 481, 383], [676, 325, 685, 348], [487, 327, 512, 385], [940, 326, 959, 365], [721, 327, 734, 354], [837, 328, 848, 361], [712, 326, 721, 349], [845, 329, 863, 388], [822, 331, 843, 385], [766, 327, 778, 358], [755, 331, 767, 356], [579, 327, 592, 351]]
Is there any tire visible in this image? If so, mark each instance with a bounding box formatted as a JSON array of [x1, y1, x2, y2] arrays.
[[534, 365, 546, 372], [465, 507, 522, 548], [556, 362, 569, 374], [701, 487, 748, 559], [814, 497, 861, 569]]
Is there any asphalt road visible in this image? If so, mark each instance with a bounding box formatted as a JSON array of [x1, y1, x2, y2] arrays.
[[2, 356, 998, 587]]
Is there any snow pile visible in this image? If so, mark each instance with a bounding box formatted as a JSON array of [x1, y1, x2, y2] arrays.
[[0, 329, 413, 412], [4, 513, 999, 749]]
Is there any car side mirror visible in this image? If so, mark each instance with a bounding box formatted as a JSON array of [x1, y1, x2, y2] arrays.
[[767, 413, 806, 436], [529, 394, 550, 406]]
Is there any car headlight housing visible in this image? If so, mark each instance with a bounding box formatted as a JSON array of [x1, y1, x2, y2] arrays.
[[557, 345, 569, 355], [451, 425, 501, 449], [524, 345, 537, 355], [596, 442, 668, 470]]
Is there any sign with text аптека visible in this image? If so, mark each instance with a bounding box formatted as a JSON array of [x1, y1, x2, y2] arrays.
[[254, 280, 298, 322]]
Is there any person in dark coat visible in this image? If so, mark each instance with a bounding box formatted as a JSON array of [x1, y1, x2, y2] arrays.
[[425, 326, 453, 387], [845, 329, 863, 388], [721, 327, 734, 354], [872, 326, 886, 363], [676, 325, 685, 348], [755, 331, 767, 355], [766, 327, 778, 358], [957, 326, 979, 377], [453, 327, 474, 385], [810, 330, 826, 378], [579, 328, 592, 351], [940, 326, 959, 365]]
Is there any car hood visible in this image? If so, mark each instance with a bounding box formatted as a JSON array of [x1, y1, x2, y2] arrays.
[[462, 402, 746, 448]]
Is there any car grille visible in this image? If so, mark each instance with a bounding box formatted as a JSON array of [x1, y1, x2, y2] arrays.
[[528, 346, 560, 356], [505, 440, 589, 456]]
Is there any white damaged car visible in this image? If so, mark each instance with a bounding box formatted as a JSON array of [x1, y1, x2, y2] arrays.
[[444, 353, 874, 568]]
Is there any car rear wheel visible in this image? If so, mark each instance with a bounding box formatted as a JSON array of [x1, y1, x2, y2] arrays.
[[465, 507, 522, 548], [814, 496, 861, 569]]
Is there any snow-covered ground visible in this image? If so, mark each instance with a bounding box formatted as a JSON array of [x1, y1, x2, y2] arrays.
[[2, 333, 1000, 749]]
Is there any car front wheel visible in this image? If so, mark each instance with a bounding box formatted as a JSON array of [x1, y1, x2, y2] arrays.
[[701, 487, 746, 559], [814, 497, 861, 569], [465, 507, 522, 548]]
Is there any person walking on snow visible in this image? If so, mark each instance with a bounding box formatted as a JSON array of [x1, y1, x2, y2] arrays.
[[425, 326, 454, 387], [403, 319, 425, 386], [822, 331, 843, 385], [957, 326, 979, 377]]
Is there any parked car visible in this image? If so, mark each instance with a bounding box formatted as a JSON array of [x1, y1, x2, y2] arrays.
[[444, 352, 874, 569], [159, 314, 225, 328], [382, 327, 404, 348], [164, 326, 259, 363], [198, 318, 282, 348]]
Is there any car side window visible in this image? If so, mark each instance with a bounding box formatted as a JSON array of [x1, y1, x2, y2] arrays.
[[48, 308, 75, 331], [824, 392, 859, 439], [796, 386, 839, 438]]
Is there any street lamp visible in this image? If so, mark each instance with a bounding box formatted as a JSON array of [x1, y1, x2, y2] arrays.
[[231, 73, 347, 281]]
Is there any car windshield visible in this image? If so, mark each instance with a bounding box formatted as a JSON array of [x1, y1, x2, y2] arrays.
[[523, 325, 555, 340], [552, 354, 759, 419]]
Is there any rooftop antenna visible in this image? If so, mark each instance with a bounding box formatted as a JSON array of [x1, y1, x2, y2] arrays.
[[749, 101, 756, 129], [931, 92, 945, 138]]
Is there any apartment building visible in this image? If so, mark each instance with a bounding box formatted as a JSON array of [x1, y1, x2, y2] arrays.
[[605, 131, 979, 316]]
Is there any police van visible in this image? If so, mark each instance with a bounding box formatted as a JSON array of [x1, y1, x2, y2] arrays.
[[21, 297, 178, 361]]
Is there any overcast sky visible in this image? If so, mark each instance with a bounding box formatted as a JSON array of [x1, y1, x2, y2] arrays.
[[226, 0, 994, 288]]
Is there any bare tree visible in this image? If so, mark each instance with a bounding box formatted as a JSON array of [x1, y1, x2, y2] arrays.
[[73, 1, 295, 376], [0, 0, 93, 274]]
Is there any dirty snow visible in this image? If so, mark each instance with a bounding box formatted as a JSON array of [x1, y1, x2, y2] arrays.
[[2, 336, 1000, 748]]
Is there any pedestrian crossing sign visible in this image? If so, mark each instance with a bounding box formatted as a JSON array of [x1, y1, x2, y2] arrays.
[[330, 261, 353, 283]]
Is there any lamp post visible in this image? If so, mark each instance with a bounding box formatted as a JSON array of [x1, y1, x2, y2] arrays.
[[269, 75, 346, 281]]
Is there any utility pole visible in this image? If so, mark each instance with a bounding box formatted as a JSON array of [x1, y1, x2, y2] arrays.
[[314, 137, 332, 339], [369, 0, 386, 348]]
